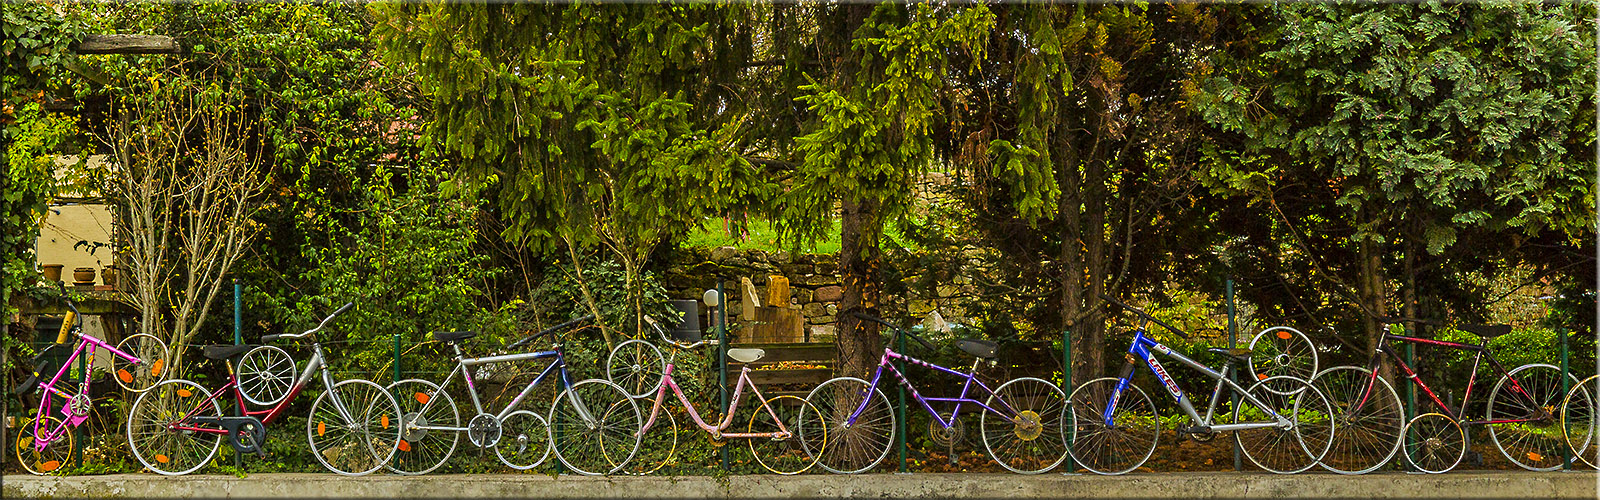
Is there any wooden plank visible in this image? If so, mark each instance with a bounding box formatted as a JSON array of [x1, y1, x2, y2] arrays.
[[749, 306, 803, 343], [72, 34, 180, 54], [765, 275, 790, 306], [745, 368, 832, 386], [728, 343, 835, 363]]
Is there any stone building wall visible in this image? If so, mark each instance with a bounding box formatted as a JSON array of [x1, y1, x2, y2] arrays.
[[660, 246, 984, 343]]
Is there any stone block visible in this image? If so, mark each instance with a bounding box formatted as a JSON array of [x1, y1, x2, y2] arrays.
[[710, 246, 738, 262], [814, 285, 843, 302]]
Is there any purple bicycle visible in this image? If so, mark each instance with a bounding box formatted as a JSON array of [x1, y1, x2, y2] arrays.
[[799, 312, 1068, 474]]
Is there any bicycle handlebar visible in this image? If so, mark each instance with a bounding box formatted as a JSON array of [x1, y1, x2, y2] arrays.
[[643, 316, 718, 349], [1374, 316, 1444, 327], [849, 311, 937, 352], [264, 302, 354, 342], [506, 314, 596, 350], [1096, 293, 1193, 339]]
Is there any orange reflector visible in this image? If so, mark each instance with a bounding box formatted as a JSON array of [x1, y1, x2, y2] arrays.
[[155, 454, 169, 464], [41, 460, 60, 472], [150, 359, 165, 376], [318, 421, 326, 436], [1276, 331, 1293, 340], [118, 369, 134, 383], [381, 414, 390, 428], [1528, 452, 1544, 462], [415, 392, 430, 404], [398, 440, 412, 452], [1257, 374, 1268, 380], [177, 389, 192, 398]]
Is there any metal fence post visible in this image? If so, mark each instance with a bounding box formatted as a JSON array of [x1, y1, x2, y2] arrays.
[[1559, 328, 1570, 470], [718, 280, 729, 472], [233, 278, 243, 471], [897, 331, 908, 473], [1062, 328, 1078, 475], [1226, 278, 1241, 472], [1404, 333, 1418, 473], [393, 333, 402, 384]]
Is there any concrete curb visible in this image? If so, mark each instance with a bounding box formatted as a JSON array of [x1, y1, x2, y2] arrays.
[[4, 471, 1597, 499]]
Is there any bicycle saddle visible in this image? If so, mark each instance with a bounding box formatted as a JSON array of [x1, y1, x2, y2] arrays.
[[726, 348, 766, 363], [432, 330, 477, 343], [203, 344, 256, 361], [1458, 324, 1512, 339], [12, 359, 54, 396], [957, 339, 998, 360], [1206, 347, 1253, 364]]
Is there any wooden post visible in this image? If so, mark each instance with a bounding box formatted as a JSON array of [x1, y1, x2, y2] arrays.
[[70, 35, 180, 54]]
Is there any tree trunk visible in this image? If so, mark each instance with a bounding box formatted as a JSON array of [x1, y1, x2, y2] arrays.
[[836, 197, 883, 379], [1358, 216, 1388, 356], [1057, 124, 1091, 384], [1082, 154, 1108, 379]]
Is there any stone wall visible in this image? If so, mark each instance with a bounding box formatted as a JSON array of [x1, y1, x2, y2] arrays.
[[660, 246, 984, 343]]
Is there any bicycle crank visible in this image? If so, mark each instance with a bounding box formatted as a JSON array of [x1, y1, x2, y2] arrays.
[[467, 413, 502, 448]]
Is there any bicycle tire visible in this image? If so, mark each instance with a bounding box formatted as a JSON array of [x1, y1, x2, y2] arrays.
[[386, 378, 459, 475], [801, 376, 894, 474], [1312, 366, 1403, 474], [1487, 363, 1576, 471], [126, 379, 221, 476], [981, 377, 1068, 474], [1065, 377, 1158, 475], [1561, 374, 1598, 469], [308, 378, 402, 476]]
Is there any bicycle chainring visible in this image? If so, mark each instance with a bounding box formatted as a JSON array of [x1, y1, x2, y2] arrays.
[[929, 412, 965, 448], [467, 413, 502, 448], [67, 394, 92, 417]]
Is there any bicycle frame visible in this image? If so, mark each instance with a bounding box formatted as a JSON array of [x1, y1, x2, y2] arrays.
[[1353, 332, 1549, 426], [408, 343, 593, 436], [170, 343, 354, 436], [639, 362, 788, 439], [24, 332, 142, 452], [846, 347, 1019, 430], [1105, 327, 1290, 431]]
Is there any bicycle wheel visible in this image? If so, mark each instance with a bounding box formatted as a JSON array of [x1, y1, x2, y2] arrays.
[[1562, 375, 1598, 469], [1403, 413, 1464, 473], [15, 416, 73, 475], [112, 333, 168, 392], [981, 377, 1068, 474], [1065, 377, 1157, 475], [1312, 366, 1403, 474], [800, 376, 894, 474], [1486, 363, 1576, 471], [1248, 327, 1318, 382], [237, 345, 296, 406], [749, 395, 824, 474], [1234, 375, 1333, 474], [497, 410, 552, 470], [126, 379, 221, 475], [606, 339, 665, 399], [549, 379, 640, 475], [308, 378, 402, 476], [386, 379, 459, 475], [625, 398, 679, 475]]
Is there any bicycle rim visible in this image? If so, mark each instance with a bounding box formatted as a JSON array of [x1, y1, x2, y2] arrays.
[[386, 379, 459, 475], [1562, 375, 1598, 469], [550, 379, 640, 475], [1312, 366, 1402, 474], [1065, 377, 1157, 475], [1403, 413, 1464, 473], [625, 398, 678, 475], [606, 340, 665, 399], [16, 416, 72, 475], [308, 378, 402, 476], [496, 410, 552, 470], [1234, 375, 1333, 474], [1487, 364, 1574, 471], [802, 377, 893, 474], [112, 333, 168, 393], [981, 377, 1068, 474], [750, 395, 824, 474], [126, 379, 220, 476]]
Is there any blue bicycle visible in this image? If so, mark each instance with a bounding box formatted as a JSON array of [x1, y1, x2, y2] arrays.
[[384, 315, 642, 475], [1065, 294, 1334, 474]]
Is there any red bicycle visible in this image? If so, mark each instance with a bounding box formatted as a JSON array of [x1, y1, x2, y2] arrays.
[[124, 303, 402, 475], [1312, 316, 1576, 474]]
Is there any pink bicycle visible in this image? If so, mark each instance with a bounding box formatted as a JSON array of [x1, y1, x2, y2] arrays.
[[605, 316, 825, 474], [13, 292, 168, 474]]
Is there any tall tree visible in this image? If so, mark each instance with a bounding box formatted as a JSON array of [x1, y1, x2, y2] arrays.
[[1189, 2, 1596, 351], [373, 3, 772, 342], [778, 2, 994, 377]]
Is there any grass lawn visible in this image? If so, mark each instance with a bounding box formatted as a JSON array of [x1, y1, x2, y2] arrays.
[[682, 217, 921, 254]]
